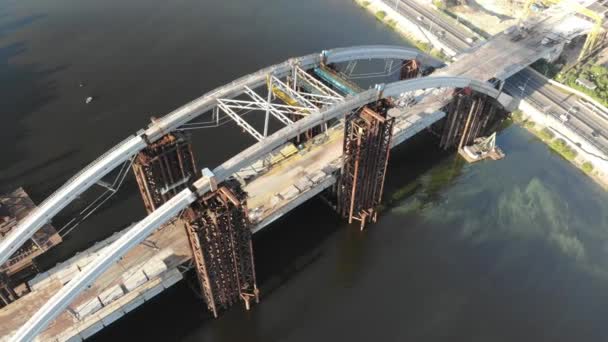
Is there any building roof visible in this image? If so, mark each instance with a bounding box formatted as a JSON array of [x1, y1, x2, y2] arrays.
[[576, 77, 597, 90]]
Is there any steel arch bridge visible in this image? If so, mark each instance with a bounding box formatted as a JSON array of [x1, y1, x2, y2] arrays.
[[4, 45, 516, 341]]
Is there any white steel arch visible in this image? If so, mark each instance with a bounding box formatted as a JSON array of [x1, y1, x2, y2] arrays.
[[11, 76, 514, 341], [0, 45, 443, 268]]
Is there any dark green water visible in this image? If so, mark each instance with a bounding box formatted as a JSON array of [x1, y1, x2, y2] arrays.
[[2, 0, 608, 341]]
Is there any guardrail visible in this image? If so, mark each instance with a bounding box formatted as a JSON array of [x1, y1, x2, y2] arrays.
[[524, 96, 608, 155]]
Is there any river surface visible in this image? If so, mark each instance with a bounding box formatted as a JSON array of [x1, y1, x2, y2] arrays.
[[2, 0, 608, 341]]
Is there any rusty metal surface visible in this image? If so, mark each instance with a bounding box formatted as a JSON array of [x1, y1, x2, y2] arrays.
[[132, 133, 199, 214], [337, 100, 395, 230], [184, 181, 258, 317], [437, 91, 507, 150]]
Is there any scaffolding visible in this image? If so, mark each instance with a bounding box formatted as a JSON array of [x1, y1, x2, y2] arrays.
[[183, 180, 258, 317], [132, 133, 198, 214], [400, 59, 420, 80], [437, 88, 500, 150], [337, 100, 395, 230], [0, 272, 17, 307]]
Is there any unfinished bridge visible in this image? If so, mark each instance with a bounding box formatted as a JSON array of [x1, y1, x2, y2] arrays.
[[0, 10, 576, 340]]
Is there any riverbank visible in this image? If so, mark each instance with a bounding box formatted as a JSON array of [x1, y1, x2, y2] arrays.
[[353, 0, 452, 61], [354, 0, 608, 191], [511, 109, 608, 190]]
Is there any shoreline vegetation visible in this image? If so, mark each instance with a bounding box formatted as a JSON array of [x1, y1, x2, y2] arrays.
[[510, 111, 607, 189], [353, 0, 608, 190], [354, 0, 449, 61]]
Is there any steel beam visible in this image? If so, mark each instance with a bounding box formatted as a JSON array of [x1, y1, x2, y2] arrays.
[[217, 101, 265, 141]]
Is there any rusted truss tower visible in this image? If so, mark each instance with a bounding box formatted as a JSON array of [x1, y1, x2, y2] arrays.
[[437, 88, 502, 150], [0, 272, 17, 307], [400, 60, 420, 80], [337, 99, 395, 230], [132, 133, 198, 214], [183, 180, 259, 318]]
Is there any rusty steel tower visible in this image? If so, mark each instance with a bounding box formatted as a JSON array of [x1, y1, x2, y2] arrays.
[[337, 99, 395, 230], [132, 132, 198, 214], [183, 180, 259, 318]]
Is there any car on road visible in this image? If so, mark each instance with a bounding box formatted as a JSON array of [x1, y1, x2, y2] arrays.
[[511, 34, 523, 42], [592, 130, 600, 138], [560, 114, 570, 122], [417, 16, 423, 21], [570, 106, 580, 114], [465, 37, 475, 44]]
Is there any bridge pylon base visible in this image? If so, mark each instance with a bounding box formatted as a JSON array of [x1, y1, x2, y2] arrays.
[[183, 180, 258, 318], [336, 100, 394, 230], [0, 272, 18, 308], [132, 132, 198, 214], [436, 88, 504, 150], [400, 60, 420, 80]]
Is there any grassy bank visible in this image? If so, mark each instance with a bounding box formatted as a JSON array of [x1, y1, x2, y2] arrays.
[[354, 0, 449, 62], [510, 111, 608, 188], [353, 0, 607, 189]]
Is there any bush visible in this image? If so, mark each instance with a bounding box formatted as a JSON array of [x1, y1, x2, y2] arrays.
[[386, 19, 397, 29], [562, 147, 577, 160], [551, 138, 568, 150], [582, 162, 594, 173], [361, 0, 370, 7], [523, 120, 535, 129], [511, 110, 524, 122], [376, 10, 386, 20], [539, 127, 554, 140], [550, 138, 577, 161], [432, 0, 445, 9], [561, 64, 608, 108]]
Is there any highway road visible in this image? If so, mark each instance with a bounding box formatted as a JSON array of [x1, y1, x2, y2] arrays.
[[505, 68, 608, 154], [386, 0, 471, 52], [386, 0, 608, 155]]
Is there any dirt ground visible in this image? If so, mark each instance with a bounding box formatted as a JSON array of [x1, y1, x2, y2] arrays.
[[449, 0, 525, 35]]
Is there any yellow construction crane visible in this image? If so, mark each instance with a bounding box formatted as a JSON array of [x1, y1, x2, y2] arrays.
[[524, 0, 604, 61]]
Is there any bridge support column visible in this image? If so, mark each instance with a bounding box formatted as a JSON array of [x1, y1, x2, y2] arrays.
[[132, 132, 198, 214], [0, 272, 18, 308], [183, 180, 258, 317], [400, 60, 420, 80], [337, 100, 395, 230], [438, 89, 502, 150]]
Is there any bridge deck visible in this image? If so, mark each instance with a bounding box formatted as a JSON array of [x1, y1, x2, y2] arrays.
[[438, 10, 568, 81], [0, 221, 190, 341]]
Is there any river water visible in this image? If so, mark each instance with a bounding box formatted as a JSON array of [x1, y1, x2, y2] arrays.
[[2, 0, 608, 341]]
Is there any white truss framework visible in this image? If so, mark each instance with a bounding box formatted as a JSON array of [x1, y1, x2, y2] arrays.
[[216, 100, 264, 141], [294, 66, 343, 100], [242, 86, 303, 121], [270, 76, 318, 110]]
